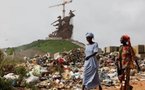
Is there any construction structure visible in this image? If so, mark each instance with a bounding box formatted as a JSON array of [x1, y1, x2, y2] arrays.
[[49, 0, 75, 39]]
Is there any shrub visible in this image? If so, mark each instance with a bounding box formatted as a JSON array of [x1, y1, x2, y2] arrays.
[[15, 66, 27, 77], [0, 77, 14, 90], [0, 49, 4, 64], [0, 58, 25, 76]]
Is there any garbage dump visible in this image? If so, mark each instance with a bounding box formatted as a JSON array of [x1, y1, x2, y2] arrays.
[[1, 49, 145, 90]]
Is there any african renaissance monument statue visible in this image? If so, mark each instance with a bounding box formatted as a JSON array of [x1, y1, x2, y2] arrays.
[[49, 10, 75, 39], [49, 0, 75, 39]]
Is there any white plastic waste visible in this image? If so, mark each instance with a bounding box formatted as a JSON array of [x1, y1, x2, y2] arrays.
[[74, 72, 80, 79], [40, 67, 48, 73], [4, 73, 19, 80], [32, 65, 41, 76], [25, 71, 39, 84]]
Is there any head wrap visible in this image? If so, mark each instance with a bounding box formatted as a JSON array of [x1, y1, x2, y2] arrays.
[[85, 32, 94, 38], [121, 35, 131, 46]]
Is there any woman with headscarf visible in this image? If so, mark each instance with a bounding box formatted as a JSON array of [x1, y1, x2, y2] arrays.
[[82, 33, 102, 90], [116, 35, 135, 90]]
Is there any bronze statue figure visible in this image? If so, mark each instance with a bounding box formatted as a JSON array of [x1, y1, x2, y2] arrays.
[[49, 10, 75, 39]]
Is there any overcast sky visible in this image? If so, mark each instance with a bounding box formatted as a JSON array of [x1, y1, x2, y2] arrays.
[[0, 0, 145, 48]]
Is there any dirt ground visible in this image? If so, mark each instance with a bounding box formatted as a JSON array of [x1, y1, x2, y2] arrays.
[[102, 81, 145, 90], [15, 81, 145, 90]]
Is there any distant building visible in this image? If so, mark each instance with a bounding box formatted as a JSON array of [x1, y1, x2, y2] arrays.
[[98, 48, 103, 54], [133, 45, 145, 59], [133, 45, 145, 54], [144, 45, 145, 52], [103, 45, 145, 59], [104, 46, 119, 54]]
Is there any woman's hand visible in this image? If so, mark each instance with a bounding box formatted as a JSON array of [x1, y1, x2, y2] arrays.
[[85, 56, 90, 60]]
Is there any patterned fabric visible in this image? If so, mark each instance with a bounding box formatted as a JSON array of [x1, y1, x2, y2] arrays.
[[118, 45, 135, 69], [118, 35, 135, 90], [121, 35, 130, 42], [121, 46, 131, 68]]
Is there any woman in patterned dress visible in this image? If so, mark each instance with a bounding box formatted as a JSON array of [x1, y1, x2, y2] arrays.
[[117, 35, 135, 90]]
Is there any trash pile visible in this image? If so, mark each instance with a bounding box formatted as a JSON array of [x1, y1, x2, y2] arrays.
[[99, 52, 145, 87], [2, 49, 145, 89], [2, 48, 84, 89]]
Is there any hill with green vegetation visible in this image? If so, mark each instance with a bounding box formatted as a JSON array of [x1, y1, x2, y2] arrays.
[[7, 39, 81, 56]]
